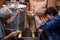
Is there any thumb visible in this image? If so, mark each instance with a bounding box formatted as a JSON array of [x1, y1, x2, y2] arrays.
[[16, 30, 21, 33]]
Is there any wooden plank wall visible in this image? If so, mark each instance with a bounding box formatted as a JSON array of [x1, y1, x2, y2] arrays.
[[47, 0, 56, 7], [30, 0, 47, 13]]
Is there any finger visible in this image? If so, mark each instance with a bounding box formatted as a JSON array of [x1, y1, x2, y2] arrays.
[[16, 30, 20, 32]]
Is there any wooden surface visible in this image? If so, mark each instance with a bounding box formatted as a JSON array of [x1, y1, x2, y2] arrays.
[[30, 0, 47, 13], [0, 0, 7, 8]]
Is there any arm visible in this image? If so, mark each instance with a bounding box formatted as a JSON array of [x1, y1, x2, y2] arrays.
[[1, 31, 20, 40], [1, 33, 13, 40], [31, 13, 57, 31], [0, 6, 19, 24], [6, 10, 20, 24], [40, 19, 56, 30], [34, 15, 44, 25], [34, 15, 45, 32], [34, 15, 56, 30]]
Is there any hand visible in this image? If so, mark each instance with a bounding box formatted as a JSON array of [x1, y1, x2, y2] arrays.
[[39, 29, 43, 32], [16, 10, 21, 14], [58, 11, 60, 15], [36, 26, 43, 32], [1, 30, 20, 40], [9, 31, 20, 37], [38, 29, 43, 32]]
